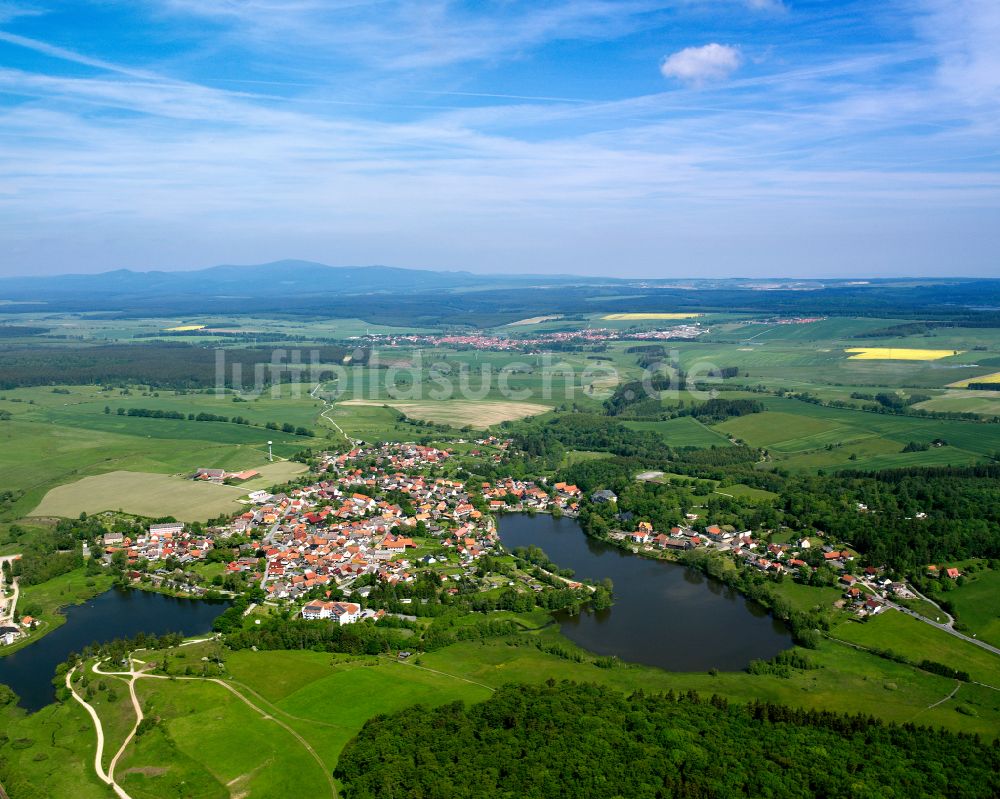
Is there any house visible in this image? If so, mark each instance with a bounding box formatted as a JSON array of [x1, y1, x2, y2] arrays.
[[945, 567, 960, 579], [863, 598, 883, 615], [102, 531, 124, 547], [195, 468, 226, 481], [0, 625, 20, 646], [663, 537, 693, 551], [591, 489, 617, 504], [704, 525, 732, 543], [629, 529, 651, 544]]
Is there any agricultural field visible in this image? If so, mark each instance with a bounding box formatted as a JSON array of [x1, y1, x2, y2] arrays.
[[338, 399, 551, 428], [948, 371, 1000, 388], [30, 465, 303, 521], [0, 383, 331, 520], [913, 390, 1000, 417], [844, 347, 965, 361]]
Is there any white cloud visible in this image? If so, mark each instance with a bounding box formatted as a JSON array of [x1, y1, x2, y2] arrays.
[[661, 43, 742, 85], [745, 0, 785, 11]]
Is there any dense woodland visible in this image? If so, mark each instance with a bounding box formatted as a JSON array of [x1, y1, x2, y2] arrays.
[[336, 682, 1000, 799], [0, 342, 359, 389]]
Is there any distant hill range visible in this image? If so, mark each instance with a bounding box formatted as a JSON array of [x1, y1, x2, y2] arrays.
[[1, 260, 998, 324], [0, 260, 599, 302]]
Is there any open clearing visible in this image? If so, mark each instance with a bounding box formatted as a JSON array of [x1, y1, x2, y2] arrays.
[[505, 315, 563, 326], [948, 370, 1000, 388], [844, 347, 965, 361], [602, 312, 702, 320], [339, 399, 550, 428], [32, 470, 246, 521]]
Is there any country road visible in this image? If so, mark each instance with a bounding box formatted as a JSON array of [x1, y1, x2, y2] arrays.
[[66, 666, 134, 799], [311, 381, 358, 446]]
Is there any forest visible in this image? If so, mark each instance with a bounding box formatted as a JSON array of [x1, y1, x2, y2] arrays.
[[0, 342, 357, 389], [335, 682, 1000, 799]]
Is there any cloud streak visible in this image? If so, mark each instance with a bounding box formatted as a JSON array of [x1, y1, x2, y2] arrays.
[[0, 0, 997, 276]]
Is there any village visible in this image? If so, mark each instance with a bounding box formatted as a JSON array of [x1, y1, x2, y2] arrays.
[[67, 438, 957, 638], [357, 323, 705, 351]]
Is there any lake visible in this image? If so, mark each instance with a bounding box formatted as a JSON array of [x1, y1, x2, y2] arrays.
[[498, 514, 791, 671], [0, 587, 227, 712]]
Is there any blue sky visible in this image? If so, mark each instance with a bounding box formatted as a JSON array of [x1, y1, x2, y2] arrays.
[[0, 0, 998, 277]]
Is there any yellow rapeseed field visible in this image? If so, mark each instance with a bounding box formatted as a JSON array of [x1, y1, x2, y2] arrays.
[[164, 324, 206, 331], [602, 313, 702, 320], [947, 370, 1000, 388], [844, 347, 964, 361]]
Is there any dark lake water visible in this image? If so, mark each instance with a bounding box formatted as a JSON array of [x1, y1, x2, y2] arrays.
[[498, 514, 791, 671], [0, 588, 227, 712]]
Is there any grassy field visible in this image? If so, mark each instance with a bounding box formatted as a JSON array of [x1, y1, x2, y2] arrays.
[[714, 396, 1000, 471], [948, 567, 1000, 648], [832, 610, 1000, 688], [716, 484, 779, 501], [623, 416, 733, 448], [119, 677, 335, 799]]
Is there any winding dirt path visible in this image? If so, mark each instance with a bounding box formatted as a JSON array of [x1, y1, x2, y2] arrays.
[[89, 658, 337, 798]]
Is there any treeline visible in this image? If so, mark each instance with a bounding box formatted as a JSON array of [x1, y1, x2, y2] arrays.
[[786, 388, 992, 422], [604, 381, 762, 422], [113, 406, 315, 436], [335, 682, 1000, 799], [0, 325, 49, 338], [225, 615, 412, 655], [852, 321, 953, 338]]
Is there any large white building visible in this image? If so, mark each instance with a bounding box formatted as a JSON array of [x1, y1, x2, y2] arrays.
[[301, 601, 362, 625]]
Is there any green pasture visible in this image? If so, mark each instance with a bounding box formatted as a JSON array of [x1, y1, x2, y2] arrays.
[[623, 416, 733, 448], [832, 610, 1000, 688], [716, 396, 1000, 471], [947, 567, 1000, 648]]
